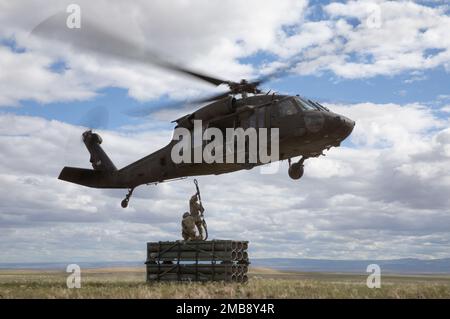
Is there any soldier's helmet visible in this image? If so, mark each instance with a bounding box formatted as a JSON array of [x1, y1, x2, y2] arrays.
[[182, 212, 190, 218]]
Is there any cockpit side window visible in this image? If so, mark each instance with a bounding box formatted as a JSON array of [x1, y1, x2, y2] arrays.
[[278, 98, 299, 117]]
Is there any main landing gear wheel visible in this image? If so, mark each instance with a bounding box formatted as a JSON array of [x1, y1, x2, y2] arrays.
[[288, 157, 307, 180], [121, 187, 135, 208]]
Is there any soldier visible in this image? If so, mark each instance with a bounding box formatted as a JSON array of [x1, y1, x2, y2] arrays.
[[181, 212, 198, 241], [190, 193, 205, 239]]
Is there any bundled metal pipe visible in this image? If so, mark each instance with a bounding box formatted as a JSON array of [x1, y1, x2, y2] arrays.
[[147, 250, 248, 262], [145, 239, 250, 283], [148, 240, 248, 253], [146, 264, 246, 275], [148, 273, 240, 282]]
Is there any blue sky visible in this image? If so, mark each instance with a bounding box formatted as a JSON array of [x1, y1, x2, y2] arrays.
[[3, 49, 450, 130], [1, 0, 450, 263], [1, 0, 449, 130]]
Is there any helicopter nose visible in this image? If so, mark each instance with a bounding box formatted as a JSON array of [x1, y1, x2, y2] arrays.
[[338, 116, 355, 139], [327, 114, 355, 140]]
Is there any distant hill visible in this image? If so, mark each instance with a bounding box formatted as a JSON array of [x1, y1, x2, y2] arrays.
[[1, 258, 449, 274], [0, 261, 142, 270], [251, 258, 450, 274]]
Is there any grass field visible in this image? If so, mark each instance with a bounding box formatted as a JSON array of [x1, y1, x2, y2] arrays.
[[1, 267, 450, 299]]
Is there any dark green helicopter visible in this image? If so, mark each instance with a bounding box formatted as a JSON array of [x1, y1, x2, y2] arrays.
[[31, 11, 354, 207], [59, 66, 355, 208]]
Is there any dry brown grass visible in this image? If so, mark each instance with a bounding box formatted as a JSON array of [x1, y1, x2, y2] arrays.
[[1, 266, 449, 299]]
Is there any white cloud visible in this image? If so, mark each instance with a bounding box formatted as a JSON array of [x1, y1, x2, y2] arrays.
[[1, 1, 450, 262], [0, 0, 308, 106], [2, 0, 450, 107], [0, 46, 96, 106], [330, 102, 444, 153], [1, 99, 450, 262], [268, 0, 450, 78]]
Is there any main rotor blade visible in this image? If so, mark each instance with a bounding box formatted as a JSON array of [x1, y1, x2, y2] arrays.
[[80, 105, 109, 130], [31, 11, 229, 87], [128, 90, 232, 118], [196, 91, 232, 103], [250, 59, 302, 87]]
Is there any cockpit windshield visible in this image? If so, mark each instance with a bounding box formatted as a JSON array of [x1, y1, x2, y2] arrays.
[[294, 97, 318, 111], [318, 102, 329, 111], [294, 96, 329, 112], [309, 100, 330, 111]]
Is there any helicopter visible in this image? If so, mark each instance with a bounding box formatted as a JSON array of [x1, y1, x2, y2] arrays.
[[31, 12, 355, 207], [58, 65, 355, 208]]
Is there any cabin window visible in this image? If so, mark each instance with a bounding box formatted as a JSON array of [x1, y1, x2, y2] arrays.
[[257, 107, 266, 128], [209, 117, 235, 138], [278, 99, 299, 116], [248, 113, 256, 128]]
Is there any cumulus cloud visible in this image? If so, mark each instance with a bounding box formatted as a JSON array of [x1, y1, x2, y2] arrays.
[[2, 0, 450, 107], [1, 99, 450, 262], [1, 1, 450, 263], [0, 0, 307, 106], [268, 0, 450, 78], [0, 46, 97, 106]]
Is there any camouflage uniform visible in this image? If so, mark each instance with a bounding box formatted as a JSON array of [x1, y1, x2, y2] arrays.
[[189, 194, 205, 239], [181, 212, 198, 241]]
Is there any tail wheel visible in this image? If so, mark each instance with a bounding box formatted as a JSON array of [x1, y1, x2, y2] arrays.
[[288, 162, 304, 180], [121, 187, 134, 208]]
